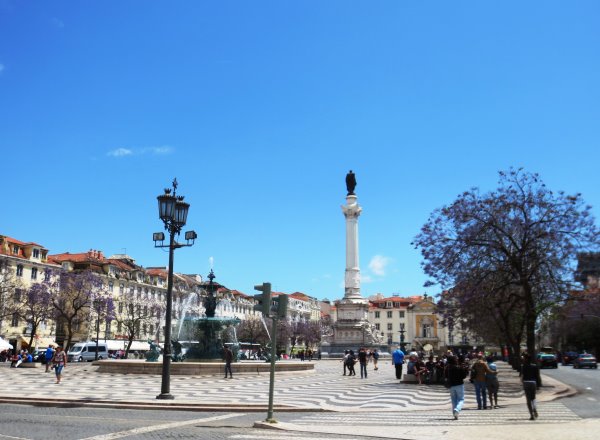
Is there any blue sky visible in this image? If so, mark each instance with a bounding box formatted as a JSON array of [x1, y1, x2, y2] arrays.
[[1, 1, 599, 300]]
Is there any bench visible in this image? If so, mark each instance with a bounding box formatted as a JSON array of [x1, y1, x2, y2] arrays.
[[19, 362, 41, 368], [400, 373, 418, 383]]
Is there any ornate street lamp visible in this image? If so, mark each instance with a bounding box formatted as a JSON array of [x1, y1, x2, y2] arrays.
[[153, 178, 196, 400]]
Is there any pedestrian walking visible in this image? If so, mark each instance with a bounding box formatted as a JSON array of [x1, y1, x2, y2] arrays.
[[472, 353, 496, 409], [341, 350, 349, 376], [392, 346, 405, 381], [223, 346, 234, 379], [52, 346, 67, 384], [486, 356, 500, 408], [44, 345, 55, 372], [346, 350, 356, 376], [445, 355, 468, 420], [358, 347, 368, 378], [521, 353, 541, 420], [372, 349, 380, 371]]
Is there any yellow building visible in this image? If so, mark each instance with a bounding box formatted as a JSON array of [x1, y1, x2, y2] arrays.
[[0, 235, 60, 351]]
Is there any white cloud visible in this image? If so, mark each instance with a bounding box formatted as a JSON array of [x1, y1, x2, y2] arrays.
[[369, 255, 391, 276], [107, 146, 174, 158], [107, 148, 133, 157], [145, 146, 173, 155], [362, 274, 374, 283]]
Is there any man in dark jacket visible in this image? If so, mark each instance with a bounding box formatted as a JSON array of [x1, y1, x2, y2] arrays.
[[521, 353, 542, 420], [224, 346, 234, 379], [358, 347, 368, 378], [445, 356, 469, 420]]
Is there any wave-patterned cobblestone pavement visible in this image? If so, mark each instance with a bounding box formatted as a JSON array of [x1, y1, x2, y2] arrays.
[[0, 360, 569, 412]]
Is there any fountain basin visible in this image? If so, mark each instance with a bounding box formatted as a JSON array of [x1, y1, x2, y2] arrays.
[[94, 359, 315, 375]]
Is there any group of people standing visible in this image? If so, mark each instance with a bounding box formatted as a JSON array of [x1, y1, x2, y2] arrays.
[[445, 351, 541, 421], [444, 353, 500, 420], [4, 345, 67, 384], [391, 347, 540, 421], [342, 348, 380, 378]]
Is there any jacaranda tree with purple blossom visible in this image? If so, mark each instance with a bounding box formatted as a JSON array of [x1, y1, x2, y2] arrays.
[[16, 273, 55, 349], [413, 168, 599, 358], [52, 270, 106, 350], [112, 285, 164, 359], [0, 256, 22, 336]]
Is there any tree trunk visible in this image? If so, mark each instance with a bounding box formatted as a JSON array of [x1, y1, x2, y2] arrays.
[[523, 285, 537, 359], [66, 322, 73, 351], [125, 337, 134, 359], [28, 323, 37, 350], [510, 342, 522, 371]]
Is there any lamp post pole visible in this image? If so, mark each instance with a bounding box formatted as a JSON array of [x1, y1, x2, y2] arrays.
[[154, 178, 196, 400], [158, 228, 176, 399]]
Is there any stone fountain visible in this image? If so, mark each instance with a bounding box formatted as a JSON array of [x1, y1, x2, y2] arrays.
[[176, 270, 241, 361]]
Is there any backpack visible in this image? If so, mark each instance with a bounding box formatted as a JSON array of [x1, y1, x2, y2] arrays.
[[469, 367, 477, 383]]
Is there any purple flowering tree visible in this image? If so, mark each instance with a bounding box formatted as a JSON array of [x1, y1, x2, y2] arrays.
[[0, 256, 22, 336], [17, 277, 55, 349], [236, 317, 270, 348], [90, 290, 115, 359], [413, 169, 599, 358], [52, 270, 105, 350], [112, 286, 164, 359]]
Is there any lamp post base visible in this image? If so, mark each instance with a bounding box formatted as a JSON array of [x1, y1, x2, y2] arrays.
[[156, 393, 175, 400]]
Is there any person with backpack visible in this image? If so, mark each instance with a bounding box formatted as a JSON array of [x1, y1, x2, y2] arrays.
[[372, 349, 380, 371]]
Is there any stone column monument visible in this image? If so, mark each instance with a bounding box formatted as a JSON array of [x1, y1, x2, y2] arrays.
[[322, 171, 382, 356]]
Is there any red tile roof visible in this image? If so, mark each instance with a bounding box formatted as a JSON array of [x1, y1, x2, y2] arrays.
[[289, 292, 310, 300], [49, 251, 106, 265], [230, 289, 250, 298], [0, 235, 48, 256]]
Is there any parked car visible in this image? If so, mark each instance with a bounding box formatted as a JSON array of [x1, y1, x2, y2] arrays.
[[31, 349, 49, 364], [561, 351, 579, 366], [573, 354, 598, 369], [67, 342, 109, 362], [538, 353, 558, 369]]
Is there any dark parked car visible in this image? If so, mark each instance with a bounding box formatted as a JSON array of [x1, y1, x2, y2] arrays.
[[561, 351, 579, 366], [573, 354, 598, 369], [538, 353, 558, 369], [31, 349, 49, 364]]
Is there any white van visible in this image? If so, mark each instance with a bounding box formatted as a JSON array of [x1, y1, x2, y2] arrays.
[[67, 342, 109, 362]]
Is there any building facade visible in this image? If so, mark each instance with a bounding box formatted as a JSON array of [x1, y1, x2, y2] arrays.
[[0, 235, 60, 351]]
